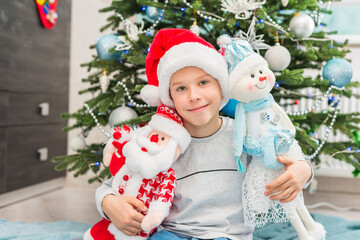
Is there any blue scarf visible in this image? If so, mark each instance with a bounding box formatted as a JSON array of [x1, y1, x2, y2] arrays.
[[233, 94, 275, 172]]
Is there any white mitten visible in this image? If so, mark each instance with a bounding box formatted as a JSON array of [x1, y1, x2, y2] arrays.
[[141, 211, 165, 232]]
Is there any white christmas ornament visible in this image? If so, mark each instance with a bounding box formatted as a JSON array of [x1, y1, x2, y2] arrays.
[[264, 42, 291, 71], [114, 18, 145, 51], [221, 0, 266, 20], [99, 69, 110, 93], [190, 23, 200, 35], [123, 19, 144, 41], [70, 136, 86, 152], [281, 0, 289, 7], [237, 16, 270, 52], [108, 106, 138, 128], [289, 13, 315, 39]]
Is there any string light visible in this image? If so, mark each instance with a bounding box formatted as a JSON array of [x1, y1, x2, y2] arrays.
[[182, 0, 225, 22], [283, 85, 343, 160], [265, 14, 334, 43], [115, 81, 150, 108], [285, 85, 343, 116], [84, 103, 111, 139], [116, 0, 169, 35], [304, 96, 341, 161]]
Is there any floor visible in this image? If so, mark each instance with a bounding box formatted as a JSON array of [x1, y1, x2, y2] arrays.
[[0, 186, 99, 224]]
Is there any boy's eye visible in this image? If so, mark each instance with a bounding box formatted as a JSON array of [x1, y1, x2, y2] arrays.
[[176, 86, 186, 92], [199, 80, 208, 85], [259, 70, 263, 74], [251, 73, 255, 78]]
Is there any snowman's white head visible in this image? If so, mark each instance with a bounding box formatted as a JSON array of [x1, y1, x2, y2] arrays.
[[217, 35, 276, 103], [229, 62, 275, 103]]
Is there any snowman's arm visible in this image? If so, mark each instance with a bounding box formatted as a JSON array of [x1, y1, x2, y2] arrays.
[[271, 103, 295, 134], [244, 111, 247, 136], [271, 103, 314, 187]]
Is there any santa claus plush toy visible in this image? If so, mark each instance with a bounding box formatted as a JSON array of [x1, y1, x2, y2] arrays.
[[218, 35, 326, 240], [83, 104, 191, 240]]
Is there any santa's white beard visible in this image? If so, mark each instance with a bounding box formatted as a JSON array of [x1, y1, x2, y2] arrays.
[[123, 135, 178, 179]]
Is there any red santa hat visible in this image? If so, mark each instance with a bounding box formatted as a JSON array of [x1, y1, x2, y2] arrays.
[[148, 104, 191, 154], [141, 28, 229, 109]]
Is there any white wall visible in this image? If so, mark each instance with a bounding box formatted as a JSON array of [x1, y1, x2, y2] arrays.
[[66, 0, 114, 187]]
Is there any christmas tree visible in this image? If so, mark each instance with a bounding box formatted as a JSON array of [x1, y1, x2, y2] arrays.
[[53, 0, 360, 183]]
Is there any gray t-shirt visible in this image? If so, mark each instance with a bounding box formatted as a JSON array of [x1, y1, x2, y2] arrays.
[[161, 116, 254, 240]]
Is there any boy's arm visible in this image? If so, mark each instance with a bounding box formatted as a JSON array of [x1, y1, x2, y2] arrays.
[[95, 177, 147, 236], [286, 139, 314, 188], [95, 177, 116, 220], [264, 157, 312, 203], [263, 140, 313, 203]]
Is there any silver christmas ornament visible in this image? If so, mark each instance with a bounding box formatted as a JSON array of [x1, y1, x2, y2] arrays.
[[289, 13, 315, 39], [264, 42, 291, 71], [108, 106, 138, 128], [70, 136, 86, 152]]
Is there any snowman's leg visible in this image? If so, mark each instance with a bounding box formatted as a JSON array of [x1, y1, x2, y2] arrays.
[[296, 205, 326, 240], [289, 209, 315, 240]]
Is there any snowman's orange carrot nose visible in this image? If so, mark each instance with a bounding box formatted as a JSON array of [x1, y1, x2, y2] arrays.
[[259, 76, 267, 81]]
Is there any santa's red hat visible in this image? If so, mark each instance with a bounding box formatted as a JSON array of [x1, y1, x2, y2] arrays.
[[148, 104, 191, 153], [141, 28, 229, 109]]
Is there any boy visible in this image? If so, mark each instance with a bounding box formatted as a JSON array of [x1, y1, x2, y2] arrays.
[[96, 29, 312, 240]]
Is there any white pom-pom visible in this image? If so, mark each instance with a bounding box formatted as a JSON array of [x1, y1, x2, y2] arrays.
[[140, 85, 162, 106], [217, 34, 232, 47]]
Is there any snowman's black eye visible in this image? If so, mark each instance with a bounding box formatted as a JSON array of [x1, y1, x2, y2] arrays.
[[251, 73, 255, 78], [161, 137, 165, 141], [259, 70, 263, 74]]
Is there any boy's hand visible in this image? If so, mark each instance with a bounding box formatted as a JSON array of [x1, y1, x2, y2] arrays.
[[264, 156, 311, 203], [102, 195, 147, 236]]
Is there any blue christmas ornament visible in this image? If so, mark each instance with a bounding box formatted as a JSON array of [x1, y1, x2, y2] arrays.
[[96, 34, 124, 60], [146, 6, 160, 20], [221, 98, 240, 118], [327, 96, 335, 105], [322, 58, 353, 88]]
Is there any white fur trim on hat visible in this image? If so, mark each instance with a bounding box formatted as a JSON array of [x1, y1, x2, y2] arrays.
[[228, 54, 268, 91], [149, 114, 191, 153], [157, 42, 229, 109], [140, 85, 162, 107]]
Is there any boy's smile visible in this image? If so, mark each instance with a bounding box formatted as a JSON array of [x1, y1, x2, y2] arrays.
[[187, 104, 209, 112], [169, 66, 223, 137]]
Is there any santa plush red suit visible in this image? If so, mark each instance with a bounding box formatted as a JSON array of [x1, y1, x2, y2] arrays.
[[84, 105, 191, 240]]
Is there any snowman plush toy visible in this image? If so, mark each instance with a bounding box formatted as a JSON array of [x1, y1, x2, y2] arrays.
[[218, 35, 326, 240]]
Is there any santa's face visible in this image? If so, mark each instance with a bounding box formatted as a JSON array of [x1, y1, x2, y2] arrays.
[[122, 130, 180, 179], [231, 64, 275, 103]]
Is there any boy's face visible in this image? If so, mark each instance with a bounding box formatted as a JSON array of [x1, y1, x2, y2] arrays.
[[169, 66, 223, 132]]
